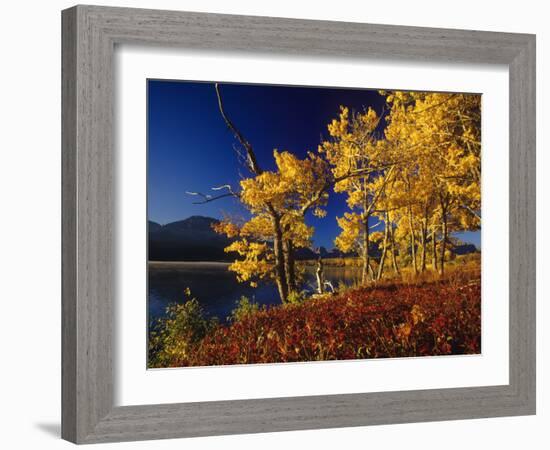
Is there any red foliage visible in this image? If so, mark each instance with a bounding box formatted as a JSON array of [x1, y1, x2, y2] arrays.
[[166, 279, 481, 367]]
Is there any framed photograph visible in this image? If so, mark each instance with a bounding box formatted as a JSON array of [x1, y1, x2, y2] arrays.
[[62, 5, 536, 444]]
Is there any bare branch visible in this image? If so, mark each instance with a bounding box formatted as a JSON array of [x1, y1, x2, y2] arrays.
[[460, 204, 482, 221], [334, 162, 397, 184], [212, 184, 240, 198], [185, 190, 212, 200], [215, 83, 263, 175], [369, 221, 382, 230], [186, 191, 237, 205], [211, 184, 239, 196], [211, 185, 231, 191], [213, 84, 283, 220]]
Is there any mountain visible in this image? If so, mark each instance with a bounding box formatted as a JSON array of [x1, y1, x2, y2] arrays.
[[451, 243, 479, 255], [148, 216, 234, 261], [148, 221, 162, 233], [294, 246, 356, 260], [148, 216, 383, 262]]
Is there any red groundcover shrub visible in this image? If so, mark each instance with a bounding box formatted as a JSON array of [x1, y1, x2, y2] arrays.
[[154, 278, 481, 367]]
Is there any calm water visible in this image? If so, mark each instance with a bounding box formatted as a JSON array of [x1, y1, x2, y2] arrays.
[[148, 262, 362, 323]]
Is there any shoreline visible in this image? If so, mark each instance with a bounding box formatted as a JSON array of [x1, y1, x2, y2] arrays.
[[148, 260, 231, 269]]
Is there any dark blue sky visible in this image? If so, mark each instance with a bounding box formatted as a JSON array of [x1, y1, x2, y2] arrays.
[[147, 80, 480, 249]]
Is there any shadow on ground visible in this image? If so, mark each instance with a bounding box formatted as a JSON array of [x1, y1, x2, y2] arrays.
[[35, 422, 60, 438]]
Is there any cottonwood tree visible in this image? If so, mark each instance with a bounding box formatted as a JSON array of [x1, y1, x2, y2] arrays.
[[190, 84, 481, 300], [202, 85, 394, 300], [383, 91, 481, 275], [192, 84, 330, 303], [320, 106, 399, 283], [213, 150, 330, 301], [324, 91, 481, 280]]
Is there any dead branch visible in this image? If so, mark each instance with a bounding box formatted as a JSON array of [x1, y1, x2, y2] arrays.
[[460, 204, 482, 221], [215, 83, 263, 175], [211, 184, 239, 196], [185, 190, 237, 204], [369, 221, 382, 230]]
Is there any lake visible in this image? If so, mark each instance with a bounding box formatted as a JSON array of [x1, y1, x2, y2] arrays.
[[148, 261, 362, 323]]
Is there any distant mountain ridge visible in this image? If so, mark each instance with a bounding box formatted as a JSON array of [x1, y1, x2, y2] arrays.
[[148, 215, 478, 262], [148, 216, 347, 262], [148, 216, 234, 262]]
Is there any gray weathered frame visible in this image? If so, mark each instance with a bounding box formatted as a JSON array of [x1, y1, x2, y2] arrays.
[[62, 4, 536, 444]]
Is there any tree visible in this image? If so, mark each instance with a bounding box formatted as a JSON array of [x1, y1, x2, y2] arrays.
[[324, 91, 481, 280], [207, 86, 394, 299], [190, 84, 481, 299], [214, 150, 330, 301], [320, 106, 398, 283], [199, 84, 330, 303], [383, 91, 481, 275]]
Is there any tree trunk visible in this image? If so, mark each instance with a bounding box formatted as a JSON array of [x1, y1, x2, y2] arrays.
[[388, 213, 400, 275], [284, 239, 297, 293], [376, 212, 389, 280], [431, 228, 438, 272], [272, 215, 288, 302], [439, 214, 448, 276], [316, 256, 325, 294], [362, 214, 371, 284], [419, 222, 427, 272], [408, 206, 418, 275]]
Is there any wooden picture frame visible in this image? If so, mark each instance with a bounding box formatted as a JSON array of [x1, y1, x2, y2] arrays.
[[62, 5, 536, 444]]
